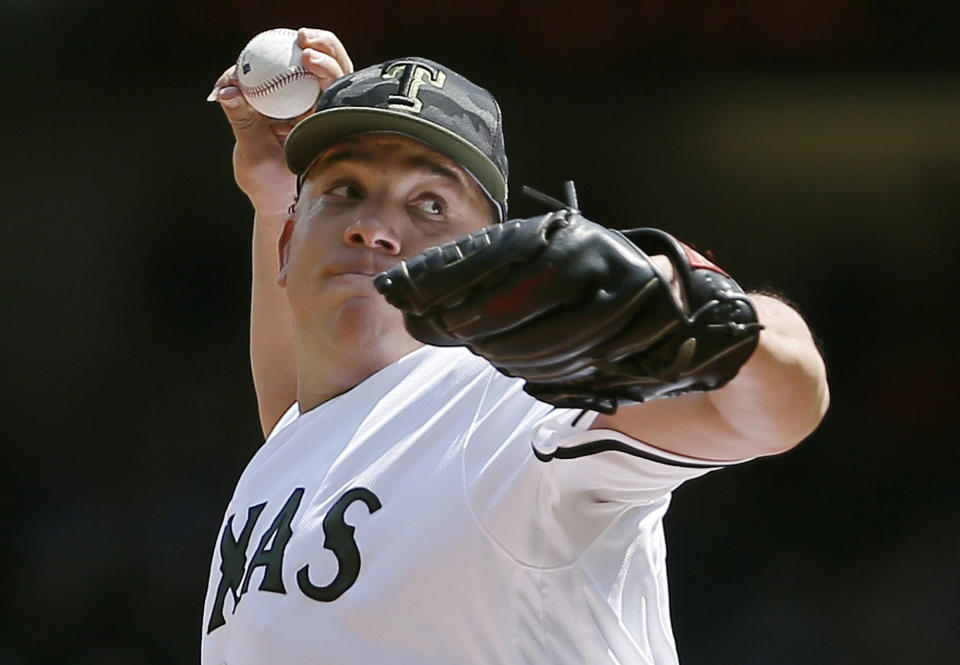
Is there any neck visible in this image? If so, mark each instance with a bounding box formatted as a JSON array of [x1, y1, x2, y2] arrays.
[[295, 356, 383, 413], [294, 338, 423, 414]]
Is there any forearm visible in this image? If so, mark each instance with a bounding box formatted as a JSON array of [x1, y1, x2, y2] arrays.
[[251, 209, 297, 436], [594, 293, 828, 461], [706, 293, 829, 454]]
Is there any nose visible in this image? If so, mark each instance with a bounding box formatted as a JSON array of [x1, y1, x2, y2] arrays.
[[343, 216, 401, 254]]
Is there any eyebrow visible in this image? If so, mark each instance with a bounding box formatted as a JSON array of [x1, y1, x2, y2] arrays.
[[318, 147, 468, 190]]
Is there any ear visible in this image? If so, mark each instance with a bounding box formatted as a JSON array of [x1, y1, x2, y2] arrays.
[[277, 216, 295, 287]]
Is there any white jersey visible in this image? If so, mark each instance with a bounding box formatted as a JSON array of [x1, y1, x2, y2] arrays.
[[201, 345, 744, 665]]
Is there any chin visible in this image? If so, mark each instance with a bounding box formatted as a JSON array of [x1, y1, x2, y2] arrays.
[[331, 298, 416, 358]]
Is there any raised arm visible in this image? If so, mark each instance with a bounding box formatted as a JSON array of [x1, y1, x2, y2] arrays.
[[208, 28, 354, 436]]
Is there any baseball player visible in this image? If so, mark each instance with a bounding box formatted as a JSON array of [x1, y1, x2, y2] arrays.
[[204, 28, 829, 665]]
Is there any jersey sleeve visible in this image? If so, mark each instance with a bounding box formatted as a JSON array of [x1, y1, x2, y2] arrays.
[[463, 377, 753, 567], [530, 407, 751, 504]]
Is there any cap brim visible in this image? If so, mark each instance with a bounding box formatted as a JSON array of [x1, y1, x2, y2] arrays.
[[284, 107, 506, 203]]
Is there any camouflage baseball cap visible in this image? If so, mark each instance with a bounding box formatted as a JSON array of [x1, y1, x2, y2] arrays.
[[284, 56, 508, 220]]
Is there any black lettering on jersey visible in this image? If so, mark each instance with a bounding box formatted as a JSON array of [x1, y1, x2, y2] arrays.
[[206, 502, 266, 633], [206, 486, 382, 634], [240, 487, 304, 596], [296, 487, 382, 602]]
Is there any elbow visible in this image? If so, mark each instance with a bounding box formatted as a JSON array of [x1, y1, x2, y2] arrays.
[[731, 293, 833, 456], [804, 369, 831, 440], [784, 385, 830, 454]]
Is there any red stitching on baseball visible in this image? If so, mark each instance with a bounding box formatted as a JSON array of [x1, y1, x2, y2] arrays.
[[243, 69, 313, 97]]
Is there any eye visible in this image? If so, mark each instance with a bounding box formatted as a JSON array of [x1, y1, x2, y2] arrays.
[[413, 197, 446, 216], [325, 182, 362, 199]]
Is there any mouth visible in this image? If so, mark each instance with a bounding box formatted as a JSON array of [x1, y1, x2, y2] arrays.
[[328, 268, 393, 285], [327, 272, 374, 284], [326, 258, 400, 280]]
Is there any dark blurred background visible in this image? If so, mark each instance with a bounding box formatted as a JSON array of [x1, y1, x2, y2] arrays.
[[1, 1, 957, 663]]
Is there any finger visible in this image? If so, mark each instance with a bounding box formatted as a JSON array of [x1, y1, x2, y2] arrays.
[[438, 259, 575, 337], [215, 85, 276, 145], [476, 275, 672, 372], [438, 230, 659, 343], [297, 28, 354, 74], [471, 297, 647, 372], [270, 120, 296, 143], [206, 64, 238, 102], [268, 104, 315, 142], [375, 218, 549, 316], [650, 253, 686, 313], [301, 48, 345, 86]]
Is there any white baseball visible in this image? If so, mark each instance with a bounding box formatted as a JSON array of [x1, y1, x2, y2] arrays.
[[236, 28, 321, 119]]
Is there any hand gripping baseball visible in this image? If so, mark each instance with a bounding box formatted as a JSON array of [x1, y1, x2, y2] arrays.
[[374, 198, 762, 414]]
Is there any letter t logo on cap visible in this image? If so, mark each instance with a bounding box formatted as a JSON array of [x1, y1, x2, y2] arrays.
[[381, 60, 447, 114]]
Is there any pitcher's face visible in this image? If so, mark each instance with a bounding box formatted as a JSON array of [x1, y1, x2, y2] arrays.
[[278, 133, 495, 356]]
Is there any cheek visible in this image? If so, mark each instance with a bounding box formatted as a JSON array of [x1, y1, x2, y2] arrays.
[[288, 222, 336, 270], [404, 218, 491, 256], [446, 206, 494, 242]]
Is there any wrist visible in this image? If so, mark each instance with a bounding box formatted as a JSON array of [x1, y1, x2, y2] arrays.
[[245, 185, 296, 221], [237, 176, 296, 219], [253, 208, 292, 232], [246, 188, 295, 215]]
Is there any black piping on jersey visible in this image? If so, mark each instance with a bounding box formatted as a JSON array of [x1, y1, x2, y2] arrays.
[[532, 438, 729, 469]]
